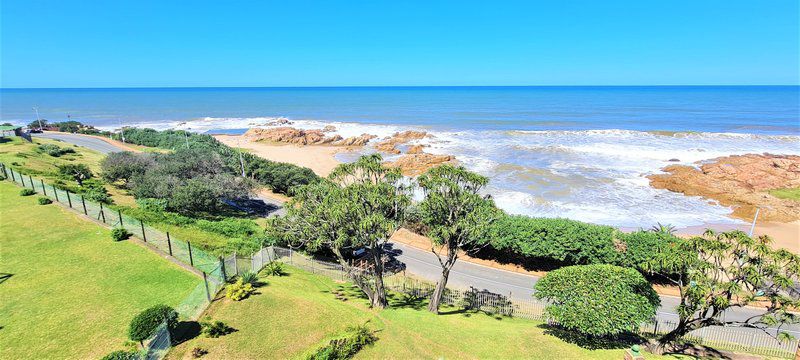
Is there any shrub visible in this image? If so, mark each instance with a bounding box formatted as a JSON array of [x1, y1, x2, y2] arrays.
[[20, 188, 36, 196], [100, 350, 140, 360], [128, 305, 178, 344], [111, 227, 132, 241], [195, 218, 261, 238], [225, 278, 254, 301], [534, 264, 660, 337], [37, 197, 52, 205], [37, 143, 75, 157], [262, 261, 286, 277], [0, 173, 6, 181], [57, 163, 93, 185], [101, 152, 153, 186], [306, 324, 377, 360], [191, 347, 208, 358], [200, 318, 235, 338], [239, 271, 258, 286]]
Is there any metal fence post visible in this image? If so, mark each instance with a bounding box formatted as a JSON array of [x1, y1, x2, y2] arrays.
[[118, 210, 123, 227], [0, 164, 6, 178], [28, 175, 34, 189], [41, 180, 46, 195], [66, 191, 72, 208], [234, 252, 239, 276], [20, 173, 25, 187], [188, 241, 194, 266], [166, 232, 173, 256], [81, 196, 88, 215], [219, 257, 228, 281], [139, 219, 147, 242], [53, 185, 59, 202], [99, 202, 106, 223], [203, 272, 212, 302], [10, 169, 16, 181]]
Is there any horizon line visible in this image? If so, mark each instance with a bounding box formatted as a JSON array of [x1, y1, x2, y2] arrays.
[[2, 84, 799, 90]]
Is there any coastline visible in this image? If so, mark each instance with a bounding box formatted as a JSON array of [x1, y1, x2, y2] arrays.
[[214, 134, 342, 177], [216, 131, 799, 254]]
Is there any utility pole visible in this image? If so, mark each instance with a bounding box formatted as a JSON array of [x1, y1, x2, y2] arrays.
[[117, 118, 126, 143], [32, 107, 43, 130]]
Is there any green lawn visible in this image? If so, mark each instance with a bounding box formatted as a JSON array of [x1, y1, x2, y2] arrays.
[[168, 267, 672, 360], [0, 181, 203, 359], [769, 187, 800, 201]]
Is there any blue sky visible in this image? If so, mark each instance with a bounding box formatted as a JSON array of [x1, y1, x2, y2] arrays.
[[2, 0, 798, 88]]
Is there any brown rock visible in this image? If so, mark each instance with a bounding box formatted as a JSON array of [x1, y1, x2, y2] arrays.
[[384, 153, 456, 176], [648, 154, 800, 222], [266, 118, 293, 126], [406, 145, 426, 154], [375, 130, 430, 154], [322, 125, 337, 133], [244, 127, 376, 146]]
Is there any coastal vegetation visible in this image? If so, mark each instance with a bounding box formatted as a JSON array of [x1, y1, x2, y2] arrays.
[[110, 127, 319, 195], [770, 187, 800, 201], [415, 164, 502, 313], [0, 181, 200, 359], [167, 266, 657, 359], [643, 230, 800, 354], [535, 264, 660, 337], [272, 154, 410, 308]]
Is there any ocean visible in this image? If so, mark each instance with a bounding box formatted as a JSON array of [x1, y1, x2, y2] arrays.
[[2, 86, 798, 227]]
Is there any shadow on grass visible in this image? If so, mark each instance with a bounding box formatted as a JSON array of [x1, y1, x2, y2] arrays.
[[387, 292, 427, 310], [0, 273, 13, 284], [537, 324, 646, 350], [172, 321, 202, 345]]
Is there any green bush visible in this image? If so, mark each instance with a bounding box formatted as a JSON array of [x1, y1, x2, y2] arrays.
[[225, 278, 254, 301], [200, 318, 235, 338], [0, 173, 6, 181], [37, 143, 75, 157], [534, 264, 660, 337], [100, 350, 140, 360], [20, 188, 36, 196], [111, 227, 132, 241], [262, 261, 286, 277], [195, 218, 261, 238], [128, 305, 178, 343], [239, 271, 259, 286], [37, 197, 52, 205], [306, 324, 377, 360], [57, 163, 93, 186]]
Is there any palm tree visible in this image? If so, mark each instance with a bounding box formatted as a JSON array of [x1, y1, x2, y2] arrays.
[[650, 222, 676, 235]]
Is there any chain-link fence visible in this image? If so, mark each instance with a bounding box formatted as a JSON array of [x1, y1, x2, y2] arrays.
[[1, 164, 229, 360], [240, 245, 800, 359]]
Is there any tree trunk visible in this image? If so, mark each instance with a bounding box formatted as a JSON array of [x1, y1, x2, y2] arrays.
[[370, 247, 388, 309], [650, 322, 691, 355], [331, 247, 375, 304], [427, 266, 452, 313]]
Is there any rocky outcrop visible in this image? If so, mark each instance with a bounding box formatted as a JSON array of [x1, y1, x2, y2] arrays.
[[265, 118, 293, 126], [648, 154, 800, 222], [244, 127, 375, 146], [384, 153, 456, 176], [406, 145, 426, 154], [375, 131, 429, 154], [322, 125, 336, 133]]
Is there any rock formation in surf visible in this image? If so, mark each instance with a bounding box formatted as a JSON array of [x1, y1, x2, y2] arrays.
[[648, 154, 800, 222], [374, 131, 430, 154], [244, 127, 376, 146]]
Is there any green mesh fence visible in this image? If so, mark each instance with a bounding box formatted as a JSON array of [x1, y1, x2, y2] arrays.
[[1, 164, 225, 284]]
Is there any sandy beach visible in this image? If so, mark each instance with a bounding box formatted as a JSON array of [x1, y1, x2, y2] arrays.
[[215, 134, 342, 177]]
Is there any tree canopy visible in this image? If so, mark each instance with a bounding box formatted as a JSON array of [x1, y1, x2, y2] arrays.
[[535, 264, 660, 337]]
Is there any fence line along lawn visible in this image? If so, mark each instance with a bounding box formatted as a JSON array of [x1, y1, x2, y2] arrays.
[[168, 266, 668, 360], [0, 181, 202, 359]]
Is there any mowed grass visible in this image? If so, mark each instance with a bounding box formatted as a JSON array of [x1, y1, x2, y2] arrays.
[[169, 267, 670, 360], [0, 181, 202, 359]]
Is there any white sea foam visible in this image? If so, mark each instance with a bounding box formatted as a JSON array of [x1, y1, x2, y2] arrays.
[[115, 116, 800, 228]]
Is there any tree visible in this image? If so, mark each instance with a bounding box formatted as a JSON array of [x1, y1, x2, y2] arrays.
[[643, 230, 800, 354], [416, 165, 501, 313], [101, 151, 153, 186], [535, 264, 660, 337], [128, 305, 178, 346], [57, 163, 93, 186], [271, 154, 409, 308]]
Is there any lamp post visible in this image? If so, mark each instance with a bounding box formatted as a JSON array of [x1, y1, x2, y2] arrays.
[[748, 207, 760, 237], [32, 107, 43, 130]]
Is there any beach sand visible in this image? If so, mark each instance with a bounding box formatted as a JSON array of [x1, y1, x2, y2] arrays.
[[214, 134, 342, 177], [217, 133, 799, 254]]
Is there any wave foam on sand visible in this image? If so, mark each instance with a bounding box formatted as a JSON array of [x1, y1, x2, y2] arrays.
[[113, 116, 800, 229]]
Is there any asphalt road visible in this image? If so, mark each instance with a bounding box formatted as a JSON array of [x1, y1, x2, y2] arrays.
[[36, 132, 799, 335], [33, 132, 123, 154]]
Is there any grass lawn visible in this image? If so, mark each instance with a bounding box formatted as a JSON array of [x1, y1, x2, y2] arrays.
[[769, 187, 800, 201], [168, 266, 672, 360], [0, 181, 203, 359]]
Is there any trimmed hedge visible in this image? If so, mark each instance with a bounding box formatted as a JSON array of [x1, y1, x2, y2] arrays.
[[535, 264, 660, 336], [128, 305, 178, 343], [485, 215, 683, 271]]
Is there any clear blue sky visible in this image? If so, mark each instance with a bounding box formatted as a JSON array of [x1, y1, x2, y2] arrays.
[[2, 0, 798, 88]]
